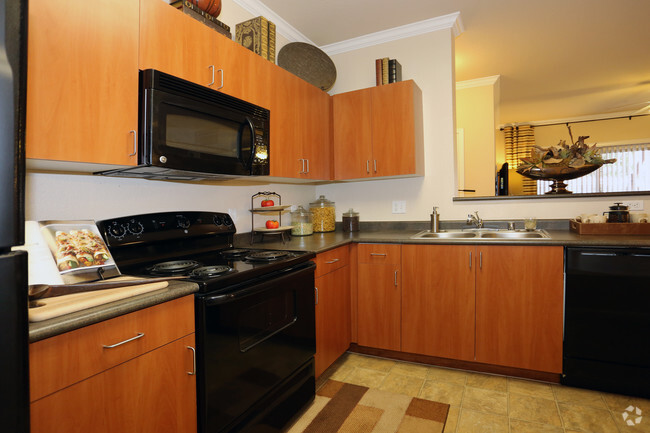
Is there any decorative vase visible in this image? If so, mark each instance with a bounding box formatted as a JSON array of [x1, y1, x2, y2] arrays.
[[516, 163, 602, 194]]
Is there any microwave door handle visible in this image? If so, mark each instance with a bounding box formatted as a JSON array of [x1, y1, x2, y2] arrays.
[[243, 117, 256, 169]]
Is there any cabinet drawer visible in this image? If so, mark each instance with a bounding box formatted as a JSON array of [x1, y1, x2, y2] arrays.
[[30, 295, 195, 402], [357, 243, 401, 265], [315, 245, 349, 278]]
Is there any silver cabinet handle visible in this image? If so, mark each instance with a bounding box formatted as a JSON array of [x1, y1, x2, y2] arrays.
[[469, 251, 472, 269], [479, 251, 483, 270], [217, 68, 224, 90], [370, 253, 387, 256], [102, 332, 144, 349], [374, 159, 377, 173], [366, 160, 370, 173], [305, 158, 310, 174], [325, 258, 340, 264], [129, 130, 137, 157], [208, 65, 215, 86], [299, 159, 305, 174], [394, 270, 398, 286], [315, 287, 319, 305], [186, 346, 196, 375]]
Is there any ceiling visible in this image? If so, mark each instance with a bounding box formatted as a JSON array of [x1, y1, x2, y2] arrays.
[[257, 0, 650, 123]]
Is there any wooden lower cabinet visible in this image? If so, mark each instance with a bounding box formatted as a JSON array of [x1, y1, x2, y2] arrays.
[[31, 334, 197, 433], [315, 264, 351, 377], [475, 245, 564, 373], [401, 245, 475, 361], [356, 244, 401, 351]]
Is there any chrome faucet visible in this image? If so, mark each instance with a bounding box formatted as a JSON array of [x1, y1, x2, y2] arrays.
[[467, 211, 484, 229]]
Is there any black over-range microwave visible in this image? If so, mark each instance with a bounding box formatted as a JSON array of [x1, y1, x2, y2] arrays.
[[97, 69, 270, 180]]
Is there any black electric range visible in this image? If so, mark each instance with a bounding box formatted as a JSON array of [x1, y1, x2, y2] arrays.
[[97, 211, 317, 433]]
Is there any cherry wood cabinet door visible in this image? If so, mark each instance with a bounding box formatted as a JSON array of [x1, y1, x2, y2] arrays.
[[31, 334, 197, 433], [26, 0, 139, 165], [370, 80, 422, 178], [475, 246, 564, 373], [315, 265, 351, 377], [301, 83, 332, 180], [357, 244, 402, 351], [269, 69, 304, 177], [332, 88, 373, 180], [401, 245, 476, 361]]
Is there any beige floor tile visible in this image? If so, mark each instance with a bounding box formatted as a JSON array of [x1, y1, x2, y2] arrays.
[[328, 363, 355, 382], [426, 366, 468, 386], [456, 408, 509, 433], [558, 402, 620, 433], [378, 371, 425, 397], [508, 378, 555, 400], [466, 372, 508, 392], [343, 367, 388, 388], [601, 391, 650, 413], [509, 393, 562, 426], [509, 419, 564, 433], [462, 387, 508, 416], [341, 352, 370, 367], [443, 405, 460, 433], [353, 355, 397, 372], [390, 361, 431, 379], [419, 380, 465, 406], [612, 403, 650, 433], [553, 385, 608, 409]]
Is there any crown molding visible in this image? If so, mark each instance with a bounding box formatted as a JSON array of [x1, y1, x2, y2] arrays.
[[456, 75, 501, 90], [320, 12, 463, 55], [231, 0, 315, 44]]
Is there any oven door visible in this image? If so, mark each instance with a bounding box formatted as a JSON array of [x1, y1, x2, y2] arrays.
[[142, 87, 264, 176], [195, 262, 316, 433]]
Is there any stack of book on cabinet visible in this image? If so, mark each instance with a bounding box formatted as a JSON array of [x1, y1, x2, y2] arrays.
[[170, 0, 231, 38], [235, 16, 276, 64], [375, 57, 402, 85]]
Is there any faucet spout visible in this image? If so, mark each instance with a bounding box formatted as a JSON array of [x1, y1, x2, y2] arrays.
[[466, 211, 484, 228]]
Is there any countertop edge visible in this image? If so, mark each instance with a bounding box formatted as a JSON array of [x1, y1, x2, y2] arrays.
[[29, 281, 199, 343]]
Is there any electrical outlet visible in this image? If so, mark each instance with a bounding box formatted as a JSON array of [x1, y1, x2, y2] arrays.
[[392, 200, 406, 214], [622, 200, 644, 211]]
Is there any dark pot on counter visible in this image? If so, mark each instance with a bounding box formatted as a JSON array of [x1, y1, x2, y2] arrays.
[[604, 202, 630, 223]]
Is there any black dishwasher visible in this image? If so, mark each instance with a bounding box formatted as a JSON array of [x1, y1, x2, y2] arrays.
[[563, 247, 650, 398]]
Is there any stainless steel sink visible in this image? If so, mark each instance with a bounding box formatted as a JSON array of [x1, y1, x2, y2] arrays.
[[478, 230, 550, 239], [411, 229, 550, 240], [410, 231, 477, 239]]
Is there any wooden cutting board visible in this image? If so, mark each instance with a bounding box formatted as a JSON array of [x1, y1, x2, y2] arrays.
[[28, 281, 169, 322]]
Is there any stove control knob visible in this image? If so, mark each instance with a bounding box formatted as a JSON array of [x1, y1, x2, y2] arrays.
[[177, 216, 191, 229], [107, 223, 126, 239], [213, 215, 223, 226], [126, 219, 144, 235], [223, 215, 234, 227]]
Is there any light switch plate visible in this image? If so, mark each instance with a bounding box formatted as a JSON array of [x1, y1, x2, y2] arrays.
[[392, 200, 406, 214]]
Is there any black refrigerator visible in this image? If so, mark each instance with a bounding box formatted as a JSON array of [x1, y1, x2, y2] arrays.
[[1, 0, 29, 432]]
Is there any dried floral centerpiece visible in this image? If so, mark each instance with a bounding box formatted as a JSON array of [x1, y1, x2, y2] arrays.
[[516, 127, 616, 194]]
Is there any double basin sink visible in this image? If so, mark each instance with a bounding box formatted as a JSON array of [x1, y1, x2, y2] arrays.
[[410, 228, 551, 240]]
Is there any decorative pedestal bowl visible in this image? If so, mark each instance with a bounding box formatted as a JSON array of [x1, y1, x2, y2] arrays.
[[516, 164, 602, 194]]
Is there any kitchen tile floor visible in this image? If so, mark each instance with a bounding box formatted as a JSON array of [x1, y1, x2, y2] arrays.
[[316, 352, 649, 433]]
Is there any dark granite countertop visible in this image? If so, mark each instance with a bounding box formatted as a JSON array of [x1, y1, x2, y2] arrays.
[[236, 220, 650, 253], [29, 280, 199, 342]]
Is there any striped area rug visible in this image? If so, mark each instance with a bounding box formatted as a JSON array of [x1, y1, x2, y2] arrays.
[[286, 380, 449, 433]]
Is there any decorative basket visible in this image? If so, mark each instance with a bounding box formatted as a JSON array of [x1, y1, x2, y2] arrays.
[[516, 163, 602, 194]]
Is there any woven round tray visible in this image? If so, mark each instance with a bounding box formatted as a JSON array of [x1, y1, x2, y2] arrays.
[[278, 42, 337, 91]]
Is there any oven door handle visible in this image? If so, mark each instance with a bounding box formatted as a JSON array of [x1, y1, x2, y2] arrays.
[[240, 317, 298, 353]]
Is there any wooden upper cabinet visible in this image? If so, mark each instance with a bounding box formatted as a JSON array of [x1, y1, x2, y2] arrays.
[[332, 81, 423, 180], [475, 246, 564, 373], [401, 245, 476, 361], [269, 68, 331, 180], [332, 88, 373, 179], [26, 0, 139, 165], [371, 81, 423, 178]]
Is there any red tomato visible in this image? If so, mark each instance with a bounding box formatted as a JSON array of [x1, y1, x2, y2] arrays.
[[265, 220, 279, 229], [261, 199, 275, 207]]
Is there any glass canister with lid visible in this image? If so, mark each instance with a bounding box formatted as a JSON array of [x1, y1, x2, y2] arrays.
[[310, 195, 336, 232], [342, 208, 360, 232], [290, 206, 313, 236]]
